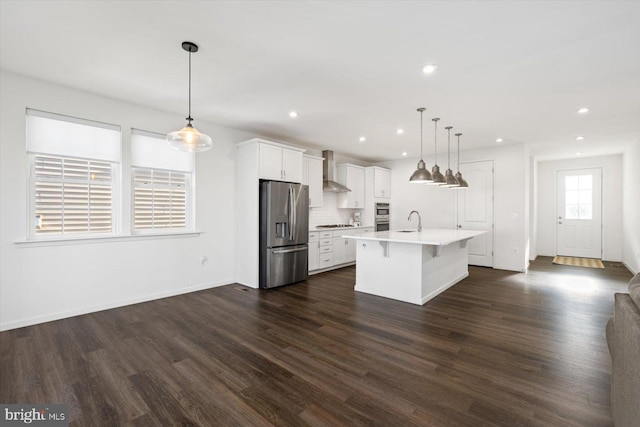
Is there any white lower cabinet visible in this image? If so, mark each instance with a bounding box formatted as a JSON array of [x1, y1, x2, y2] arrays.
[[345, 238, 357, 262], [332, 237, 346, 265], [309, 227, 373, 272], [308, 232, 319, 271]]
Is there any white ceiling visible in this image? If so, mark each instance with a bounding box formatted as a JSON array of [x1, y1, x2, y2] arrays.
[[1, 1, 639, 162]]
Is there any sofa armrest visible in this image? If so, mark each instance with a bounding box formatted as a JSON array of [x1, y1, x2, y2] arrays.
[[611, 293, 640, 427]]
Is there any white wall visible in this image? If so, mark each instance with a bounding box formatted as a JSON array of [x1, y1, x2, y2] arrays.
[[378, 143, 530, 272], [0, 71, 258, 330], [536, 154, 623, 261], [529, 157, 538, 260], [622, 142, 640, 274]]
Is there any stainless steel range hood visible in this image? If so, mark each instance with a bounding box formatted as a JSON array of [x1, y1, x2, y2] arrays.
[[322, 150, 351, 192]]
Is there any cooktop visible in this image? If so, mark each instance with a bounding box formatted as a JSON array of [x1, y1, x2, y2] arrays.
[[316, 224, 354, 229]]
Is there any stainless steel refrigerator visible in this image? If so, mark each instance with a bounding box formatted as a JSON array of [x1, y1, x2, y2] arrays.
[[259, 181, 309, 289]]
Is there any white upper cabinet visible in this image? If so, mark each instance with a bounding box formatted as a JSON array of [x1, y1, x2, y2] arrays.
[[337, 163, 365, 209], [259, 143, 283, 181], [282, 148, 303, 183], [366, 166, 391, 199], [373, 167, 391, 198], [303, 155, 324, 208], [257, 140, 304, 183]]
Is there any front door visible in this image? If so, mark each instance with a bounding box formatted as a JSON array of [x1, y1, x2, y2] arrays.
[[456, 160, 494, 267], [556, 168, 602, 258]]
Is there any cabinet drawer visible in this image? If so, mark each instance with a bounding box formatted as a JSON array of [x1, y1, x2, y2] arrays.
[[319, 253, 333, 266], [319, 231, 333, 239], [319, 246, 332, 254], [309, 232, 319, 242], [319, 239, 332, 247]]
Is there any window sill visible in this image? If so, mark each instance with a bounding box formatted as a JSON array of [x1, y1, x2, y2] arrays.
[[14, 231, 203, 248]]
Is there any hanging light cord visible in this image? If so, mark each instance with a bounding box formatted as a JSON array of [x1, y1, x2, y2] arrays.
[[187, 49, 193, 125], [420, 110, 424, 159], [434, 120, 438, 165], [456, 134, 461, 171], [447, 128, 451, 168]]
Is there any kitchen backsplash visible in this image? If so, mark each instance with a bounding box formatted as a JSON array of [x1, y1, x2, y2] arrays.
[[309, 191, 374, 228]]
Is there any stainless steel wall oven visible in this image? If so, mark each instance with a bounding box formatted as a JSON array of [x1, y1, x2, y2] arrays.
[[375, 202, 390, 232]]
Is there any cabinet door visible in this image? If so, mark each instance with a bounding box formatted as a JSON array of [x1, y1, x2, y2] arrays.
[[374, 168, 391, 198], [302, 157, 310, 186], [332, 237, 346, 265], [259, 144, 283, 181], [345, 238, 356, 262], [348, 166, 365, 208], [282, 148, 303, 183], [308, 241, 320, 271], [307, 157, 323, 208]]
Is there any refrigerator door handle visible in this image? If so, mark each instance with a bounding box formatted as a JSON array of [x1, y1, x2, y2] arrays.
[[288, 186, 295, 241], [272, 246, 307, 254]]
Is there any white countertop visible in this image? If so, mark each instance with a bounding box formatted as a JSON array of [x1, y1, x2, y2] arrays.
[[342, 228, 486, 246]]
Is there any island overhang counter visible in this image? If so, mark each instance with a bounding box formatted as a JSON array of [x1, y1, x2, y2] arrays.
[[343, 229, 486, 305]]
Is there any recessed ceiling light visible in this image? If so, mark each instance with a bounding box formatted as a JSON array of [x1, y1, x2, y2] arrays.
[[422, 64, 438, 74], [575, 136, 585, 141], [496, 138, 503, 143], [576, 152, 582, 156], [577, 107, 589, 114], [402, 151, 408, 156], [289, 111, 298, 118], [396, 128, 404, 135], [359, 136, 366, 142]]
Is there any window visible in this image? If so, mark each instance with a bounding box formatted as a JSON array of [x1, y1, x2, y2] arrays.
[[33, 155, 113, 234], [565, 174, 593, 220], [132, 169, 189, 230], [130, 130, 194, 232], [27, 109, 120, 238]]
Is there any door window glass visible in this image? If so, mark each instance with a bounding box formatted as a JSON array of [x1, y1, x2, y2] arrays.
[[565, 174, 593, 219]]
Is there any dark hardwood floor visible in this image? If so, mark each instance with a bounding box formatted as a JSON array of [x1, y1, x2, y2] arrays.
[[0, 257, 632, 426]]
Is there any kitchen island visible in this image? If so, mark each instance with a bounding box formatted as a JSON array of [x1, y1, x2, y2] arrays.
[[343, 229, 486, 305]]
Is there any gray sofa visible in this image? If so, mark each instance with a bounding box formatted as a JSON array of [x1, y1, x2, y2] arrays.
[[606, 272, 640, 426]]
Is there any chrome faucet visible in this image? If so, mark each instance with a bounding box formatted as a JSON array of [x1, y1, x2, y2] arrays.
[[408, 210, 422, 232]]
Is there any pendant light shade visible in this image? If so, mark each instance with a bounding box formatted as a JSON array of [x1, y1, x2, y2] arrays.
[[452, 133, 469, 189], [166, 41, 213, 153], [409, 108, 433, 183], [440, 126, 460, 187], [429, 118, 445, 184]]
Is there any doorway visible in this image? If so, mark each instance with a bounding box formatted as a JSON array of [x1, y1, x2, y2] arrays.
[[556, 168, 602, 259], [457, 160, 494, 267]]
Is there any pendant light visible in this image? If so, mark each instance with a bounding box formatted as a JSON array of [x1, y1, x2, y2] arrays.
[[440, 126, 460, 187], [166, 41, 213, 152], [429, 118, 445, 184], [452, 133, 469, 189], [409, 107, 433, 183]]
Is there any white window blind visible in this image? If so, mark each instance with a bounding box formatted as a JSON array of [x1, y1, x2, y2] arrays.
[[27, 109, 121, 162], [133, 169, 188, 230], [131, 130, 193, 232], [27, 110, 119, 238], [33, 155, 113, 235], [131, 129, 193, 172]]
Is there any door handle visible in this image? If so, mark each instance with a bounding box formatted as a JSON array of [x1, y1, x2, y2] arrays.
[[273, 247, 307, 254], [558, 221, 563, 224], [288, 187, 295, 240], [458, 225, 462, 229]]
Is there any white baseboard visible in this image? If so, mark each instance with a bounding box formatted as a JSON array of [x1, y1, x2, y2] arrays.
[[0, 279, 233, 332], [623, 262, 638, 275]]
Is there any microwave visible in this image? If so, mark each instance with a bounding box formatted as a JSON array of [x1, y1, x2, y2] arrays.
[[375, 202, 390, 218]]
